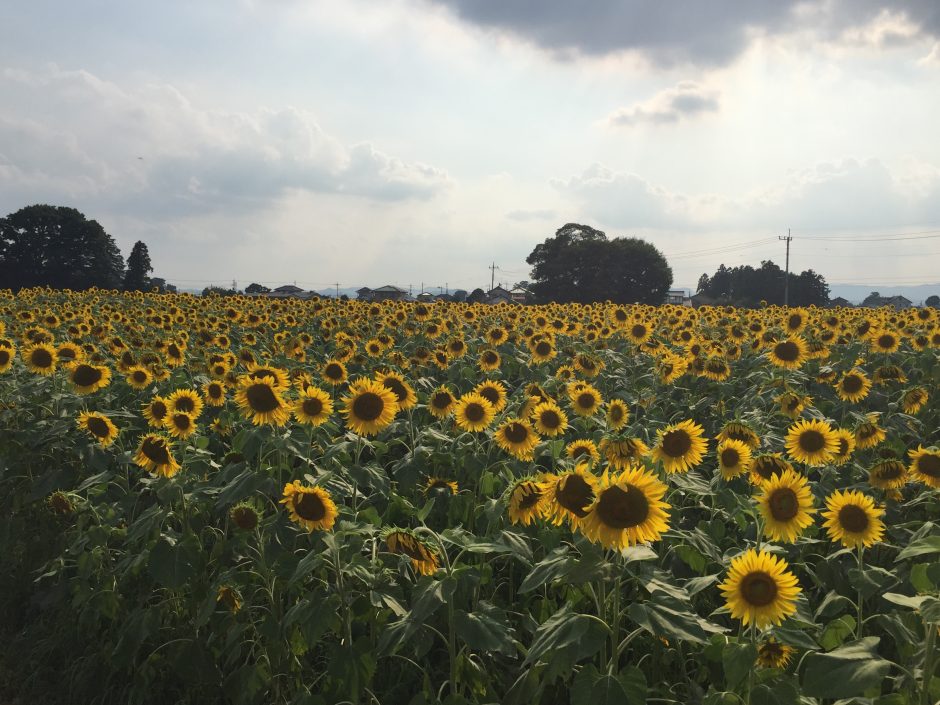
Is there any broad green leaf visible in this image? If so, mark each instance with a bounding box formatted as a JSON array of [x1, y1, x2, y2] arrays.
[[518, 548, 575, 593], [571, 665, 646, 705], [628, 596, 726, 644], [523, 604, 607, 667], [723, 641, 757, 690], [454, 601, 515, 656], [896, 535, 940, 561], [819, 614, 857, 650], [882, 592, 928, 610], [148, 535, 201, 590], [801, 637, 892, 697]]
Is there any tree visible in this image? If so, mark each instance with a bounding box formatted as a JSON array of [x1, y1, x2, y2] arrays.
[[467, 288, 486, 304], [697, 260, 829, 307], [926, 294, 939, 308], [123, 241, 153, 291], [201, 285, 240, 297], [245, 282, 270, 295], [0, 205, 125, 290], [526, 223, 672, 304]]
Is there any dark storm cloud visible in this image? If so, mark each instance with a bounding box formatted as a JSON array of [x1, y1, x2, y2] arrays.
[[425, 1, 940, 65]]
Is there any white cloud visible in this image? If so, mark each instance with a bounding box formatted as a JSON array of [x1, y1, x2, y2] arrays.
[[605, 81, 719, 127]]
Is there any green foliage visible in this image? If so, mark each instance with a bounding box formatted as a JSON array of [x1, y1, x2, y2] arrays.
[[697, 260, 829, 307], [123, 240, 154, 291]]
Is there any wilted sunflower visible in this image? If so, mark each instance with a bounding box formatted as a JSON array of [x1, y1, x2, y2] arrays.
[[383, 528, 439, 576], [376, 371, 418, 411], [280, 481, 337, 532], [566, 439, 601, 465], [868, 459, 908, 490], [569, 384, 603, 417], [750, 453, 794, 485], [785, 419, 838, 466], [757, 639, 796, 669], [716, 421, 760, 450], [835, 370, 871, 403], [901, 387, 928, 415], [757, 469, 815, 542], [77, 411, 119, 448], [494, 417, 540, 461], [830, 428, 857, 466], [235, 377, 291, 426], [600, 437, 650, 470], [767, 337, 807, 370], [531, 401, 568, 437], [821, 489, 885, 548], [165, 412, 198, 439], [652, 420, 708, 474], [133, 433, 180, 478], [125, 365, 153, 390], [872, 364, 907, 386], [203, 380, 227, 407], [229, 502, 261, 531], [167, 388, 204, 419], [719, 549, 801, 628], [341, 379, 399, 436], [907, 446, 940, 488], [453, 392, 495, 433], [216, 586, 242, 614], [544, 465, 598, 525], [717, 438, 753, 480], [23, 343, 57, 375], [579, 467, 670, 550], [854, 415, 886, 449], [425, 477, 458, 496], [506, 477, 551, 525], [427, 386, 456, 419], [605, 399, 630, 431], [292, 386, 333, 426]]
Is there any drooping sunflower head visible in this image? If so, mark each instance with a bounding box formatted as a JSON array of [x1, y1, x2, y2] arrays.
[[907, 446, 940, 489], [545, 465, 598, 525], [382, 528, 440, 576], [776, 391, 810, 419], [425, 477, 458, 496], [599, 437, 650, 471], [854, 415, 886, 450], [872, 364, 907, 386], [784, 418, 838, 467], [716, 421, 760, 450], [717, 438, 754, 480], [868, 459, 908, 491], [821, 489, 885, 549], [749, 453, 794, 485], [579, 466, 670, 550], [757, 639, 796, 669], [229, 502, 262, 531], [506, 476, 551, 525], [77, 411, 119, 448], [652, 419, 708, 474], [235, 377, 291, 426], [719, 549, 801, 628], [280, 480, 338, 532], [756, 469, 815, 543], [901, 387, 928, 415], [494, 417, 540, 461], [453, 392, 495, 433]]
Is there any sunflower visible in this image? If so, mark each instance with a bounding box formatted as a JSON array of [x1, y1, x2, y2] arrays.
[[424, 477, 458, 495], [165, 412, 198, 440], [474, 379, 508, 413], [0, 344, 13, 374], [321, 359, 348, 385], [383, 528, 439, 576], [77, 411, 119, 448], [339, 379, 399, 436], [23, 343, 57, 375], [506, 477, 551, 525], [280, 480, 338, 532], [702, 356, 732, 382], [579, 467, 670, 550], [656, 353, 688, 384], [873, 364, 907, 386], [64, 362, 110, 394], [785, 419, 838, 466], [376, 371, 418, 411], [868, 459, 908, 490], [776, 391, 810, 419], [478, 348, 501, 372], [600, 437, 650, 470], [569, 384, 603, 417], [757, 639, 796, 669], [292, 386, 333, 426], [907, 446, 940, 489], [229, 502, 261, 531], [605, 399, 630, 431], [719, 549, 801, 628], [531, 401, 568, 437], [245, 362, 290, 389], [901, 387, 928, 415], [167, 388, 205, 419], [125, 365, 153, 390], [216, 586, 242, 614], [830, 428, 856, 466], [133, 433, 180, 478], [821, 490, 885, 548], [835, 370, 871, 403], [756, 469, 814, 543], [529, 338, 556, 364], [716, 421, 760, 450], [750, 453, 794, 485], [235, 377, 291, 426], [453, 392, 495, 433], [203, 380, 227, 407], [717, 438, 753, 480], [427, 386, 456, 419], [544, 465, 598, 525], [566, 439, 601, 465], [869, 329, 900, 353], [854, 415, 886, 449], [767, 337, 807, 370], [494, 417, 540, 461], [652, 420, 708, 474]]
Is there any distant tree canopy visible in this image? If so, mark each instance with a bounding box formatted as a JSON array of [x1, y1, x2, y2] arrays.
[[696, 261, 829, 308], [123, 240, 153, 291], [926, 294, 939, 308], [245, 282, 271, 295], [526, 223, 672, 305], [202, 286, 240, 297], [0, 205, 125, 290]]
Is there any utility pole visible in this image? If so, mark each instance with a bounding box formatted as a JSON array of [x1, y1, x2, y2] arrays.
[[335, 282, 340, 298], [489, 262, 497, 292], [779, 229, 792, 307]]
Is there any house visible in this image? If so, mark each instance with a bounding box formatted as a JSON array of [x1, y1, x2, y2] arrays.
[[510, 286, 530, 304], [356, 287, 372, 300], [883, 295, 912, 310], [367, 285, 409, 302], [485, 286, 514, 305], [666, 289, 692, 306], [828, 297, 853, 308]]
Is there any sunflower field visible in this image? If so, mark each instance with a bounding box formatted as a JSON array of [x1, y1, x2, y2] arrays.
[[1, 287, 939, 705]]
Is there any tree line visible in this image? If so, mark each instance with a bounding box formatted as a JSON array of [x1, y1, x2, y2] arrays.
[[0, 205, 161, 292]]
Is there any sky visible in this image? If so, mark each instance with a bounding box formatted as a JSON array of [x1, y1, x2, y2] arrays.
[[1, 0, 939, 293]]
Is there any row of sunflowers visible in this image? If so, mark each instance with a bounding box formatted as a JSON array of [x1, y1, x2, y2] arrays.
[[1, 287, 938, 704]]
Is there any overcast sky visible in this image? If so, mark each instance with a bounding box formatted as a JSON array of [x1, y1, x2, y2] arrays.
[[2, 0, 939, 292]]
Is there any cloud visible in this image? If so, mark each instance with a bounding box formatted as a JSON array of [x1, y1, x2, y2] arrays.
[[423, 1, 940, 66], [606, 82, 719, 127], [506, 208, 557, 221], [0, 66, 451, 220]]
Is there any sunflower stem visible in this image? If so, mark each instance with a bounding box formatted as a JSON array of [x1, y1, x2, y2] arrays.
[[856, 544, 865, 639], [598, 577, 608, 668], [609, 570, 622, 673], [922, 618, 937, 705]]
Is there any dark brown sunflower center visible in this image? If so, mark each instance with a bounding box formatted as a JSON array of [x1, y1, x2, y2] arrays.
[[577, 392, 596, 410], [857, 424, 878, 439], [769, 488, 799, 521], [58, 347, 77, 360], [721, 448, 741, 467], [596, 484, 649, 529], [631, 324, 647, 338], [142, 437, 171, 465], [774, 341, 800, 362], [172, 414, 193, 431], [231, 506, 259, 530], [72, 364, 102, 386], [382, 378, 409, 402], [740, 571, 778, 607], [877, 335, 895, 349], [174, 395, 196, 413], [431, 392, 452, 409], [916, 454, 940, 478], [324, 363, 343, 380], [837, 438, 850, 456], [479, 387, 501, 406], [132, 370, 148, 383], [661, 429, 692, 458], [86, 416, 111, 438], [571, 444, 590, 458], [463, 402, 485, 423], [753, 456, 784, 480], [482, 351, 498, 365], [609, 405, 624, 422], [167, 344, 182, 358], [838, 504, 869, 533], [302, 398, 324, 416], [30, 348, 54, 368], [540, 409, 561, 429], [0, 350, 9, 365], [518, 487, 543, 510], [207, 384, 223, 399], [787, 314, 802, 329], [557, 474, 595, 517], [841, 375, 864, 394], [294, 492, 326, 521], [352, 392, 384, 421], [246, 383, 281, 413], [534, 341, 552, 356], [798, 430, 826, 453], [504, 422, 529, 444]]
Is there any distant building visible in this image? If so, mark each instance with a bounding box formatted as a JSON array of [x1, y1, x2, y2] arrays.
[[273, 284, 304, 295], [510, 286, 530, 304], [828, 297, 854, 308], [366, 284, 409, 302], [667, 289, 692, 306], [485, 286, 514, 305], [861, 292, 913, 309], [356, 287, 372, 300]]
